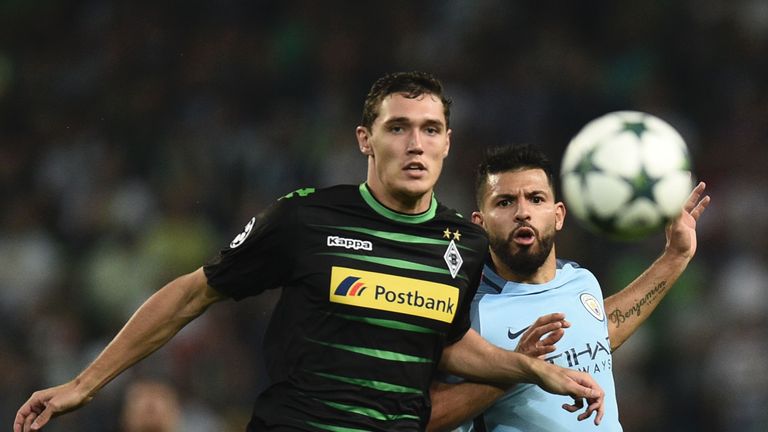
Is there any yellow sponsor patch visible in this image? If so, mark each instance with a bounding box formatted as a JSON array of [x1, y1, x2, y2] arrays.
[[329, 266, 459, 323]]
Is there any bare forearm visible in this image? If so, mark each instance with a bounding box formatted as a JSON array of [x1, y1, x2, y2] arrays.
[[606, 183, 710, 351], [604, 251, 689, 351], [440, 329, 537, 386], [75, 268, 222, 397], [439, 329, 605, 424], [428, 380, 506, 432]]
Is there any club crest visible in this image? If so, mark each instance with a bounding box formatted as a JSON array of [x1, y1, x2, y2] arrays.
[[580, 292, 604, 321], [443, 240, 463, 279]]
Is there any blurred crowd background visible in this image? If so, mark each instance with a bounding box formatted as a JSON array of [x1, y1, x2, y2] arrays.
[[1, 1, 767, 431]]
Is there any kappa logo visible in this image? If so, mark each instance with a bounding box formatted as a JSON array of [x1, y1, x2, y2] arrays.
[[327, 236, 373, 251], [230, 217, 256, 248]]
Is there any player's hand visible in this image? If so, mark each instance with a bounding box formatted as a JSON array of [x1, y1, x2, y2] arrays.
[[14, 381, 92, 432], [665, 181, 710, 260], [515, 313, 570, 359], [533, 362, 605, 425], [560, 369, 605, 424]]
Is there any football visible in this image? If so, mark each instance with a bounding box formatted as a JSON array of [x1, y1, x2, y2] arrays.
[[560, 111, 694, 240]]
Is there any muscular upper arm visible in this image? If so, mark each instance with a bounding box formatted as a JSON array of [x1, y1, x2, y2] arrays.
[[440, 329, 511, 381], [171, 267, 228, 320]]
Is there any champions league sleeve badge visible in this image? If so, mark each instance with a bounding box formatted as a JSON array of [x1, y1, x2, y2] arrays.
[[230, 217, 256, 248], [443, 240, 463, 279]]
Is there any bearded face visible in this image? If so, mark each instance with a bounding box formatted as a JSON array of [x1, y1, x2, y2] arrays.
[[488, 221, 556, 277], [473, 169, 565, 282]]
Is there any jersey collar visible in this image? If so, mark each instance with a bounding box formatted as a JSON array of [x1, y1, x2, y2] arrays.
[[482, 262, 568, 295], [359, 183, 437, 224]]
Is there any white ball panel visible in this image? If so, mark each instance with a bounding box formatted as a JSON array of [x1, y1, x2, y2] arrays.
[[592, 132, 642, 177], [615, 198, 663, 232], [561, 114, 623, 173], [654, 172, 694, 216], [585, 173, 633, 218], [562, 174, 589, 221], [614, 111, 646, 123], [641, 131, 687, 177]]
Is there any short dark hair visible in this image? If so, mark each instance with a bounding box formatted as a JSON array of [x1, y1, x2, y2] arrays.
[[474, 144, 556, 209], [361, 71, 452, 130]]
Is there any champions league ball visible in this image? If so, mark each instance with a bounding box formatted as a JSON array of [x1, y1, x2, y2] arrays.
[[560, 111, 694, 241]]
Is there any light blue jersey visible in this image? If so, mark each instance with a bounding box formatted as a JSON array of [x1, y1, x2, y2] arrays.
[[462, 260, 622, 432]]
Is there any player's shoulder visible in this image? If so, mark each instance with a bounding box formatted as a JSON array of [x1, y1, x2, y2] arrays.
[[434, 202, 485, 235], [270, 184, 360, 211], [556, 258, 599, 283], [432, 203, 488, 258], [250, 185, 348, 224], [556, 258, 582, 270], [277, 184, 355, 202]]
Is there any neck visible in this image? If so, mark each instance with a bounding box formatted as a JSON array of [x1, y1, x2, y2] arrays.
[[366, 183, 432, 214], [366, 163, 433, 214]]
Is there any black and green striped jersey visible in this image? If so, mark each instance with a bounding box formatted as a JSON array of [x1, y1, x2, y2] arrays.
[[204, 183, 488, 431]]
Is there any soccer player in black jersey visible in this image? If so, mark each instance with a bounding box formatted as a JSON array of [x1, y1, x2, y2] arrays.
[[15, 72, 604, 432]]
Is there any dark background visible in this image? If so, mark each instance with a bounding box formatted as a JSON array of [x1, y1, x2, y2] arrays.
[[1, 1, 766, 431]]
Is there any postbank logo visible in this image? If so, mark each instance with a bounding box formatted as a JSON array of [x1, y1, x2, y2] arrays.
[[330, 266, 459, 323], [333, 276, 369, 297]]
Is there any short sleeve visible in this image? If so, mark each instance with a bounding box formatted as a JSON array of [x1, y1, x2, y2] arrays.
[[204, 199, 296, 300]]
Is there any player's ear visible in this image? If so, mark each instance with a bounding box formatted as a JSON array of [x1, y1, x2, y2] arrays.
[[555, 201, 566, 231], [471, 210, 485, 227], [442, 128, 451, 158], [356, 126, 373, 156]]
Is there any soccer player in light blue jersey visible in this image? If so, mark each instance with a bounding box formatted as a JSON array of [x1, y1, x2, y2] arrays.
[[428, 145, 710, 431]]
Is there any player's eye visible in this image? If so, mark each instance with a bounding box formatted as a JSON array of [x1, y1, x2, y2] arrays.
[[497, 199, 512, 207], [389, 126, 404, 133], [532, 196, 544, 204], [425, 126, 440, 135]]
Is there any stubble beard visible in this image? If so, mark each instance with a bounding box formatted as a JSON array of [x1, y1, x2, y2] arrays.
[[489, 225, 555, 277]]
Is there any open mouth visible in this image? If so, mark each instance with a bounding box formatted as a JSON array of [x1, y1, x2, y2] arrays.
[[404, 162, 426, 171], [403, 162, 427, 178], [512, 226, 536, 246]]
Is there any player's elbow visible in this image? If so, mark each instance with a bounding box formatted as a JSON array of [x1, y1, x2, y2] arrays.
[[426, 403, 460, 432], [427, 382, 466, 432]]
